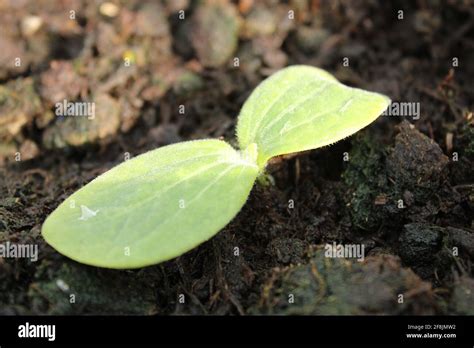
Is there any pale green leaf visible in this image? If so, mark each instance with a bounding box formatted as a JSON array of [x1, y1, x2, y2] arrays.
[[236, 65, 391, 167], [42, 139, 258, 269]]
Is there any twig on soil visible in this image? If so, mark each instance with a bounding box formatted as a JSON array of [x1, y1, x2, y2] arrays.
[[175, 258, 209, 314], [212, 241, 245, 315], [403, 281, 432, 299], [22, 168, 52, 187], [309, 260, 326, 303], [452, 183, 474, 191]]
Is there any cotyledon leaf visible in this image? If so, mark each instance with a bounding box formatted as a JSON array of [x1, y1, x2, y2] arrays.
[[236, 65, 391, 168], [42, 139, 259, 269]]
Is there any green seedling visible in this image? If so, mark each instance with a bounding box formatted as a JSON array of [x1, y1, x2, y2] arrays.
[[42, 65, 390, 269]]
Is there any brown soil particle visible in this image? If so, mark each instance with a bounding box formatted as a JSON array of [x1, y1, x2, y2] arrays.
[[387, 121, 449, 201]]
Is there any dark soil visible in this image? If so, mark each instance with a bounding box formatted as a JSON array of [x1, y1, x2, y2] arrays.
[[0, 0, 473, 315]]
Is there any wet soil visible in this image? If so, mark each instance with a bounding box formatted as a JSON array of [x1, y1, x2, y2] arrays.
[[0, 0, 473, 315]]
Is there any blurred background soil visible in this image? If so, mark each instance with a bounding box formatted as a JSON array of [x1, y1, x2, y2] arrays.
[[0, 0, 473, 315]]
